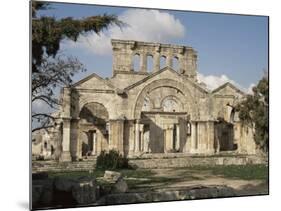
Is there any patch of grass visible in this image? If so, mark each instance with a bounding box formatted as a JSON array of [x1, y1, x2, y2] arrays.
[[118, 169, 154, 178], [46, 164, 268, 192], [48, 170, 104, 179], [187, 164, 268, 180]]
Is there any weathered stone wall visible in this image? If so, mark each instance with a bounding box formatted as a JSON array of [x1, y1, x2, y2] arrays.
[[53, 39, 258, 162], [129, 155, 267, 169], [111, 39, 197, 79], [32, 155, 267, 173]]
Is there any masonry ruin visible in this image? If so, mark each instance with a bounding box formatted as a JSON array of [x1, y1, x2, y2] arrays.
[[33, 39, 257, 161]]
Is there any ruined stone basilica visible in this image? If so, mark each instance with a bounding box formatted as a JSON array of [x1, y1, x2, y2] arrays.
[[45, 39, 257, 162]]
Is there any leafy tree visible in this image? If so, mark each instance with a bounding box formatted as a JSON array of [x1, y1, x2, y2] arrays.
[[31, 1, 122, 132], [236, 73, 269, 152]]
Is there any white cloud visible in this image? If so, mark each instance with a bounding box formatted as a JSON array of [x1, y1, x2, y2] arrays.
[[197, 72, 254, 94], [62, 9, 185, 55]]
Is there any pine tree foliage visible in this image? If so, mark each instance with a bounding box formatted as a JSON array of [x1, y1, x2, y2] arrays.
[[237, 74, 269, 152]]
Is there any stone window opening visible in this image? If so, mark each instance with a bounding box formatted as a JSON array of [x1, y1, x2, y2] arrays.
[[51, 145, 54, 155], [133, 54, 140, 71], [172, 56, 180, 72], [147, 55, 153, 72], [173, 124, 177, 150], [160, 55, 166, 69], [44, 141, 47, 149]]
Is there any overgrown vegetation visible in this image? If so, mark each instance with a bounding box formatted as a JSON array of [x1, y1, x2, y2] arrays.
[[236, 73, 269, 152], [95, 150, 130, 170]]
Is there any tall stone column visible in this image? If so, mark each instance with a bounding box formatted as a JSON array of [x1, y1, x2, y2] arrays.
[[128, 121, 135, 155], [178, 55, 185, 74], [139, 124, 144, 152], [134, 120, 140, 153], [109, 119, 124, 154], [167, 55, 173, 67], [70, 118, 79, 160], [164, 125, 173, 153], [153, 52, 160, 72], [207, 121, 215, 154], [60, 118, 72, 161], [190, 122, 197, 153], [140, 54, 147, 72], [92, 131, 97, 155], [60, 87, 72, 161]]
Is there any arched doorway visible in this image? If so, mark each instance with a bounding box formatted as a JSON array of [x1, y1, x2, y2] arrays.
[[133, 79, 195, 154], [78, 102, 109, 158]]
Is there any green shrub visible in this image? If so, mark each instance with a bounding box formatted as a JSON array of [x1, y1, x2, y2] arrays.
[[96, 150, 130, 170]]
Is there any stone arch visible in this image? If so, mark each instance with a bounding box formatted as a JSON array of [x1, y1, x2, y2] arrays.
[[78, 102, 109, 157], [78, 97, 112, 118], [79, 102, 109, 124], [160, 95, 184, 112], [133, 79, 198, 119]]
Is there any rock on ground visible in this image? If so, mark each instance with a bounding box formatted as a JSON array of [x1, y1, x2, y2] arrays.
[[72, 176, 97, 204], [104, 170, 122, 182], [112, 177, 128, 193]]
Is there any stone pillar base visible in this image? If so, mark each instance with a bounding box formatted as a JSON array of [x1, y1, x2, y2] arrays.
[[60, 151, 72, 162]]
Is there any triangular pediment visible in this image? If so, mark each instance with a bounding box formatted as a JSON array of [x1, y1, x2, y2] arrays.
[[72, 73, 115, 90], [124, 66, 208, 93], [212, 82, 245, 96]]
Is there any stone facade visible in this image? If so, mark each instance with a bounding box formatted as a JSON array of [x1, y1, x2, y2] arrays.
[[55, 39, 257, 161]]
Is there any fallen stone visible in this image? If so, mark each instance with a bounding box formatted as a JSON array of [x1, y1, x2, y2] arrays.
[[38, 180, 54, 205], [112, 177, 128, 193], [32, 184, 43, 206], [96, 185, 236, 205], [104, 170, 122, 182], [32, 179, 54, 207], [54, 177, 75, 192], [72, 176, 97, 204], [32, 172, 48, 180]]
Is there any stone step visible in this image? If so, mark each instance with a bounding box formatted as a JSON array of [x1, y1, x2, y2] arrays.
[[32, 154, 267, 173]]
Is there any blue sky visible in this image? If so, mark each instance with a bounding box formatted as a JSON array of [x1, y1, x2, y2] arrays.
[[38, 2, 268, 92]]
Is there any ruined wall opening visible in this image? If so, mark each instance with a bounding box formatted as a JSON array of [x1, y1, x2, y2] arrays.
[[160, 56, 166, 69], [147, 55, 153, 72], [133, 54, 140, 71], [172, 57, 180, 72], [79, 102, 109, 157], [215, 120, 235, 151], [173, 124, 177, 150]]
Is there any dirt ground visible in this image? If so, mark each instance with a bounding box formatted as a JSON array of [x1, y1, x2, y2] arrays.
[[127, 168, 268, 196]]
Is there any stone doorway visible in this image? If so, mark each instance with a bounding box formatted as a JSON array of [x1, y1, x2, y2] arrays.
[[81, 130, 97, 157], [215, 121, 235, 151], [140, 112, 187, 154]]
